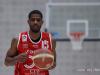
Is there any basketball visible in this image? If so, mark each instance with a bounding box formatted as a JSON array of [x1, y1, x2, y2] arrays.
[[32, 49, 54, 69]]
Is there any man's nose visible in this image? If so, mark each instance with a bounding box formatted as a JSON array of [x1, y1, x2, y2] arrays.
[[34, 20, 38, 24]]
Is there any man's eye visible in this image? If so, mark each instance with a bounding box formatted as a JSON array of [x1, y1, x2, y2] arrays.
[[30, 19, 35, 21], [30, 18, 41, 22], [37, 19, 41, 22]]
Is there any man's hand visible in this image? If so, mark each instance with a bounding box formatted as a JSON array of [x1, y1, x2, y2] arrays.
[[16, 53, 28, 63]]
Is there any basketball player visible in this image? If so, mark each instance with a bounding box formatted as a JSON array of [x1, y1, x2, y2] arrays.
[[4, 10, 56, 75]]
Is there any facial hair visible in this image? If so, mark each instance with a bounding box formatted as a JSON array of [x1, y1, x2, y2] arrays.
[[30, 27, 40, 33]]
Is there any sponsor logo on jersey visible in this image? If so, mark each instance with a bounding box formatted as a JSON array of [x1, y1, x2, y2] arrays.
[[22, 44, 28, 49], [33, 44, 38, 48], [22, 35, 27, 42]]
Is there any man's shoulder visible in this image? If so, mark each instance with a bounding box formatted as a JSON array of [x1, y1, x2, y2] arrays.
[[42, 32, 51, 35], [14, 31, 27, 40], [19, 31, 28, 34], [42, 32, 54, 39]]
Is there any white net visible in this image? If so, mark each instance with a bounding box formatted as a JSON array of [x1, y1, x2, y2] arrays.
[[71, 39, 82, 50], [69, 32, 84, 50]]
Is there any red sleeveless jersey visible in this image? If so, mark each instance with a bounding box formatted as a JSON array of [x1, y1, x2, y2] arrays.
[[15, 31, 53, 75]]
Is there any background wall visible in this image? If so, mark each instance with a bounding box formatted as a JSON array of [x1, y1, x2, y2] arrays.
[[0, 0, 100, 75]]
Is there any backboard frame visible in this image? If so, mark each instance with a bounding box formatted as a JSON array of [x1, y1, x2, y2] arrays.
[[45, 2, 100, 41]]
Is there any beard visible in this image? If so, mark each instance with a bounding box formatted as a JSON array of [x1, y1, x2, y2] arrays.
[[30, 27, 40, 33]]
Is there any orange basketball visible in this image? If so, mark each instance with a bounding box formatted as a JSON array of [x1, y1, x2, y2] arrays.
[[32, 49, 54, 69]]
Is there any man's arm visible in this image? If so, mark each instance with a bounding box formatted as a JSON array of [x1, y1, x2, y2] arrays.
[[52, 38, 56, 68], [4, 38, 28, 66], [48, 38, 56, 70]]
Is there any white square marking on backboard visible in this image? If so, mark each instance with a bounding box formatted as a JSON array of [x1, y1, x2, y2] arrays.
[[66, 19, 88, 38]]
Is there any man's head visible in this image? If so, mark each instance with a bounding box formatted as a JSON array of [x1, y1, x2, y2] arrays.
[[28, 10, 43, 33]]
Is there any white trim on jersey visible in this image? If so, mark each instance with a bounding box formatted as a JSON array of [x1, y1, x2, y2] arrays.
[[28, 32, 42, 44], [17, 33, 21, 49], [49, 33, 52, 50]]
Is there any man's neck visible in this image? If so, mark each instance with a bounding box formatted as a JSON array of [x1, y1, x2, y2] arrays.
[[29, 30, 41, 40]]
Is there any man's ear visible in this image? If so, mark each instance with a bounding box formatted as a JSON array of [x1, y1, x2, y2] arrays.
[[27, 19, 29, 24], [41, 20, 44, 25]]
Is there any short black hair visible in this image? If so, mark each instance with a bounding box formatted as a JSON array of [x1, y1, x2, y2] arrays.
[[28, 10, 43, 19]]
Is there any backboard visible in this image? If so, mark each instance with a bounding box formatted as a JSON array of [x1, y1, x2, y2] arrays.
[[45, 3, 100, 41]]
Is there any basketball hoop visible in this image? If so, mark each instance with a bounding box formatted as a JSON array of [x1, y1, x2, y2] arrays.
[[66, 20, 88, 50], [70, 32, 84, 50]]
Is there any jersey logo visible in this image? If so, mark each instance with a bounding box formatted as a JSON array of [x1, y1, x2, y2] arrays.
[[42, 40, 49, 49], [24, 50, 35, 69], [22, 44, 28, 49], [24, 55, 35, 69], [22, 35, 27, 42]]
